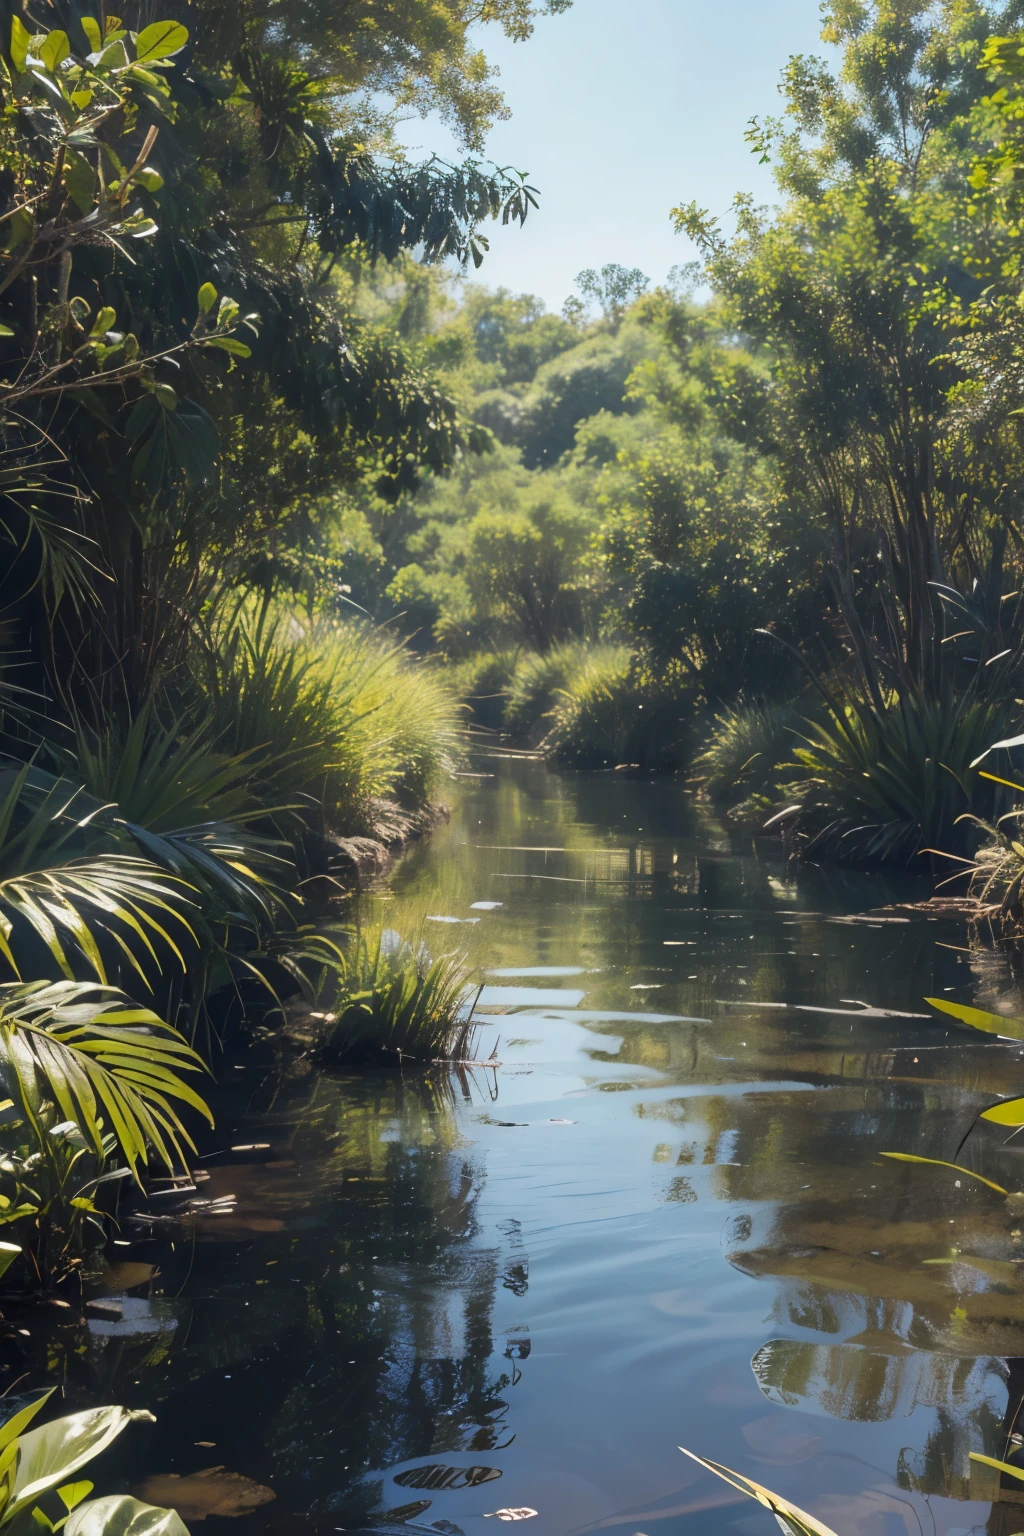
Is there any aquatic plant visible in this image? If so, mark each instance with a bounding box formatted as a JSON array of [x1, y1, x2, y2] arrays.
[[315, 930, 481, 1064], [0, 1389, 184, 1536]]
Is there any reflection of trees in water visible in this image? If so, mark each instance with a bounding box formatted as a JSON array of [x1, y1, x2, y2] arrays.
[[4, 1068, 516, 1525], [635, 1068, 1024, 1504]]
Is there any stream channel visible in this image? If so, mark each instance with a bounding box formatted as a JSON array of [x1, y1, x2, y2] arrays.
[[12, 752, 1024, 1536]]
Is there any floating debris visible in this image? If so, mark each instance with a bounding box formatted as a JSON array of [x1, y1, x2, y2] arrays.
[[87, 1296, 177, 1337], [132, 1469, 275, 1520], [378, 1503, 431, 1523]]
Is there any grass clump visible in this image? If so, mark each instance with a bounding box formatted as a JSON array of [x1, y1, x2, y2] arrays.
[[444, 650, 519, 731], [314, 928, 481, 1065], [543, 649, 692, 770], [790, 689, 1008, 863], [201, 601, 462, 835], [695, 699, 804, 805], [504, 642, 593, 744]]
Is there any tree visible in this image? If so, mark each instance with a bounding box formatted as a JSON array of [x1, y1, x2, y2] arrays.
[[673, 0, 1024, 706], [0, 0, 567, 714], [574, 263, 650, 329], [465, 488, 596, 650]]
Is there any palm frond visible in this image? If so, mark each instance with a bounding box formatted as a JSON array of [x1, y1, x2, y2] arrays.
[[0, 981, 211, 1177], [0, 757, 197, 989], [66, 704, 261, 834]]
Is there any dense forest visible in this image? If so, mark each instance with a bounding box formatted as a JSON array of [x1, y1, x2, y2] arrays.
[[289, 0, 1024, 881]]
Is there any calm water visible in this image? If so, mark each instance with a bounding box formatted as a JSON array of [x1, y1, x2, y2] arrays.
[[14, 756, 1024, 1536]]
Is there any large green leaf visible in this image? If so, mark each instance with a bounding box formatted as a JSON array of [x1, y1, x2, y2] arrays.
[[64, 1494, 188, 1536], [0, 759, 196, 990], [133, 22, 188, 63], [8, 1408, 153, 1522]]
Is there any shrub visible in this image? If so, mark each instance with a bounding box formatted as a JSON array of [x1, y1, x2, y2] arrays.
[[695, 699, 809, 807], [543, 649, 692, 770], [790, 689, 1008, 863], [504, 643, 593, 743], [445, 650, 519, 731], [201, 601, 462, 834]]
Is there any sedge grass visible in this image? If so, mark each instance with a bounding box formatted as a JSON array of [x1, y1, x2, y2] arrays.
[[316, 927, 481, 1065]]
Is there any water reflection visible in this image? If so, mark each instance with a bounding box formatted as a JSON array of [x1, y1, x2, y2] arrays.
[[11, 756, 1024, 1536], [2, 1068, 521, 1531]]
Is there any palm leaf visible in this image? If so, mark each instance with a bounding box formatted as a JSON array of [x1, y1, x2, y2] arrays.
[[0, 981, 211, 1177]]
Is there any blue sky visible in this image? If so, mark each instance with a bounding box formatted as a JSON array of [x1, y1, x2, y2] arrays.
[[394, 0, 830, 312]]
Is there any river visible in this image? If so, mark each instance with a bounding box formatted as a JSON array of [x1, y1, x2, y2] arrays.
[[13, 754, 1024, 1536]]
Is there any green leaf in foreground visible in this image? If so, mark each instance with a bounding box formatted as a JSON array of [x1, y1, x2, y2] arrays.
[[8, 1407, 154, 1522], [969, 1452, 1024, 1484], [678, 1447, 839, 1536], [879, 1152, 1008, 1194], [925, 996, 1024, 1040], [65, 1494, 189, 1536], [133, 21, 188, 62]]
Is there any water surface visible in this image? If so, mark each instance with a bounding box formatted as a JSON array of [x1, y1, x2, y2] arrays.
[[16, 756, 1024, 1536]]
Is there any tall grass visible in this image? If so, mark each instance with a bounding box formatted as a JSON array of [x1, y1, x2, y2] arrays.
[[543, 648, 692, 770], [504, 642, 592, 743], [314, 928, 481, 1064], [444, 650, 519, 731], [200, 602, 462, 835]]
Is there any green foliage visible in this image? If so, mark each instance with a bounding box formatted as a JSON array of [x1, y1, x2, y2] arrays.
[[68, 708, 258, 835], [543, 649, 692, 771], [503, 643, 594, 743], [0, 982, 210, 1279], [0, 0, 565, 1297], [790, 689, 1008, 862], [463, 488, 598, 651], [0, 980, 211, 1177], [695, 700, 808, 808], [201, 603, 461, 834], [0, 1392, 185, 1536], [316, 930, 480, 1064], [574, 264, 650, 329], [0, 759, 197, 990], [443, 651, 519, 731]]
